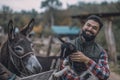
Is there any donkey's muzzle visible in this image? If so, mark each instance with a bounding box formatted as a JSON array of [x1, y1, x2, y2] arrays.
[[25, 55, 42, 74]]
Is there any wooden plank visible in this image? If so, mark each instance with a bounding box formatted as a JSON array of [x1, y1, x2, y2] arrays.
[[21, 70, 54, 80], [71, 12, 120, 19]]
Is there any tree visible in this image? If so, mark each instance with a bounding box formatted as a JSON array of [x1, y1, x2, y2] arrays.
[[40, 0, 62, 56], [0, 5, 13, 33], [41, 0, 62, 27], [41, 0, 62, 10]]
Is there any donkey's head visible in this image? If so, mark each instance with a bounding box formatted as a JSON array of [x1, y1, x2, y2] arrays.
[[7, 19, 42, 76]]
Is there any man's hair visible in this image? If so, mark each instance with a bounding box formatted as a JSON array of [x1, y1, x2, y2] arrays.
[[86, 15, 103, 30]]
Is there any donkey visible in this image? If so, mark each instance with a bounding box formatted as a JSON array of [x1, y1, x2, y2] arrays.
[[0, 19, 42, 77]]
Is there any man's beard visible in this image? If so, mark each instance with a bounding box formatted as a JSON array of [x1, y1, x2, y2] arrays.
[[81, 30, 96, 41]]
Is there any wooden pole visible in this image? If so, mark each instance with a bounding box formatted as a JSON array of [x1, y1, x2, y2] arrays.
[[104, 18, 117, 64], [46, 35, 53, 56]]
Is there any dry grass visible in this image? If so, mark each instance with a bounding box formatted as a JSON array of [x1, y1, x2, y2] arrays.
[[109, 61, 120, 74]]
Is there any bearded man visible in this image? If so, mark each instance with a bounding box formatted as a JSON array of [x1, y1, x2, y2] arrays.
[[60, 15, 110, 80]]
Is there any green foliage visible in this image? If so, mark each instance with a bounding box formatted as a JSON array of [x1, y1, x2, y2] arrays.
[[96, 28, 107, 49], [0, 1, 120, 54], [40, 0, 62, 28], [67, 1, 119, 14], [41, 0, 62, 9], [41, 27, 53, 37]]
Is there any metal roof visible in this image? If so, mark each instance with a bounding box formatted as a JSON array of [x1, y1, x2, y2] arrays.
[[51, 25, 80, 35]]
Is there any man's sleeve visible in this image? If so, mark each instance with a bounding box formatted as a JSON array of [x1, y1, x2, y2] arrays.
[[86, 50, 110, 80], [60, 60, 80, 80]]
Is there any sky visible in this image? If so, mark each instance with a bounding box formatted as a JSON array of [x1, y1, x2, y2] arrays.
[[0, 0, 118, 13]]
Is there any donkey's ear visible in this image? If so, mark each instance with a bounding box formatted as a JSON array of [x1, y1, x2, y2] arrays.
[[8, 20, 15, 41], [57, 37, 65, 43], [20, 19, 35, 36]]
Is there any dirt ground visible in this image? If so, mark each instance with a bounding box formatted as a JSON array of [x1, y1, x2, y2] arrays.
[[109, 72, 120, 80]]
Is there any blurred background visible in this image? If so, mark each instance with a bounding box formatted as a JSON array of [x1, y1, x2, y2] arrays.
[[0, 0, 120, 79]]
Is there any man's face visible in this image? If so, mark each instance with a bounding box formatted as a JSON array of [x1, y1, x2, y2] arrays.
[[81, 20, 100, 41]]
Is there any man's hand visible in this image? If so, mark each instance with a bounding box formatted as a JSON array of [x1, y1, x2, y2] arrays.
[[70, 51, 90, 64]]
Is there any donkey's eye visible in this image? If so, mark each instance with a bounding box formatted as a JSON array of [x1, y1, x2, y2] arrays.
[[14, 46, 24, 55], [15, 47, 22, 50], [15, 46, 23, 51]]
